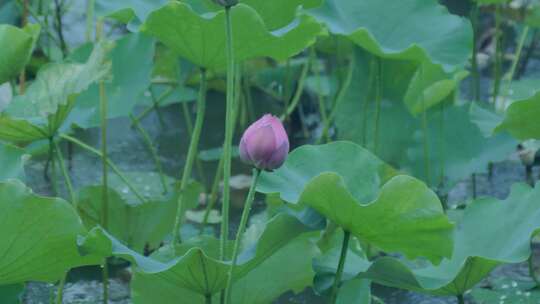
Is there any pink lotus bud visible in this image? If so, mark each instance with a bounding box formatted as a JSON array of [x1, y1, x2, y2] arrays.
[[239, 114, 289, 170]]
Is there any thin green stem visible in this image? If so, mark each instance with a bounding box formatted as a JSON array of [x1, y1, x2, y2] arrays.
[[49, 138, 58, 196], [220, 5, 236, 262], [132, 86, 175, 126], [529, 245, 540, 287], [102, 260, 109, 304], [130, 115, 168, 193], [172, 69, 208, 244], [517, 29, 539, 79], [97, 18, 109, 304], [53, 140, 76, 206], [362, 56, 377, 147], [420, 65, 431, 186], [470, 3, 480, 101], [457, 294, 465, 304], [318, 55, 355, 144], [492, 3, 503, 102], [312, 47, 330, 143], [15, 0, 63, 48], [373, 57, 382, 154], [224, 168, 261, 304], [280, 55, 310, 121], [472, 173, 477, 199], [85, 0, 94, 42], [55, 272, 67, 304], [59, 134, 146, 203], [205, 294, 212, 304], [329, 230, 351, 304], [201, 82, 242, 232], [501, 25, 530, 102], [201, 155, 224, 230], [182, 101, 206, 184]]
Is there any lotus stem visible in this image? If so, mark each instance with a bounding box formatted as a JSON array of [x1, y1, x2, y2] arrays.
[[53, 139, 76, 206], [501, 25, 529, 103], [172, 69, 207, 244], [280, 55, 310, 121], [58, 134, 146, 204], [492, 3, 503, 102], [373, 57, 382, 154], [528, 244, 540, 287], [362, 56, 377, 147], [49, 138, 58, 196], [130, 115, 168, 194], [55, 272, 67, 304], [457, 294, 465, 304], [224, 168, 261, 304], [470, 3, 480, 101], [220, 5, 236, 263], [329, 230, 351, 304], [182, 100, 206, 185]]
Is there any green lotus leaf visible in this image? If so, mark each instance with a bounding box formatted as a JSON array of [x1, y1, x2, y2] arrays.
[[258, 141, 397, 204], [495, 91, 540, 140], [0, 41, 112, 143], [78, 213, 312, 297], [0, 23, 40, 84], [132, 227, 318, 304], [359, 182, 540, 295], [95, 0, 167, 26], [77, 176, 201, 253], [66, 33, 155, 129], [334, 50, 515, 188], [242, 0, 323, 30], [258, 141, 453, 264], [0, 143, 25, 182], [141, 2, 324, 69], [0, 180, 101, 285], [308, 0, 472, 71]]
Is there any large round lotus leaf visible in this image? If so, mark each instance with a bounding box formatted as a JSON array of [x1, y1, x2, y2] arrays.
[[78, 213, 312, 297], [495, 91, 540, 140], [0, 24, 40, 84], [66, 33, 155, 129], [77, 180, 201, 253], [241, 0, 322, 30], [0, 180, 101, 285], [308, 0, 472, 71], [132, 231, 318, 304], [359, 182, 540, 296], [141, 2, 324, 69], [333, 50, 515, 189], [0, 41, 112, 143], [258, 141, 454, 264], [258, 141, 397, 204]]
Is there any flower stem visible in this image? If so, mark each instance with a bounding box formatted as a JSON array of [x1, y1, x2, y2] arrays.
[[373, 57, 382, 154], [102, 260, 109, 304], [329, 230, 351, 304], [130, 115, 168, 194], [205, 293, 212, 304], [224, 168, 261, 304], [470, 3, 480, 101], [58, 133, 146, 203], [172, 69, 207, 244], [55, 272, 67, 304], [182, 100, 206, 185], [97, 19, 110, 304], [501, 25, 529, 103], [53, 140, 76, 206], [220, 5, 236, 262], [457, 294, 465, 304], [280, 55, 310, 121], [492, 3, 503, 102], [49, 138, 58, 196]]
